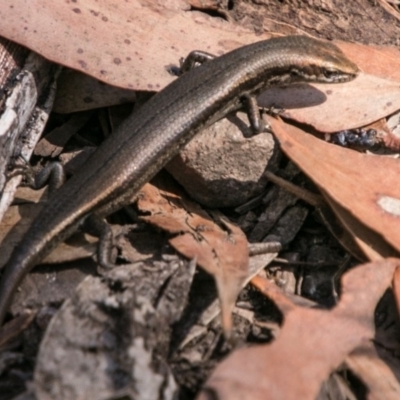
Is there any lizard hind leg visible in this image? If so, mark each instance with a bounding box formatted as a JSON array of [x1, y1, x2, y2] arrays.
[[81, 214, 116, 270]]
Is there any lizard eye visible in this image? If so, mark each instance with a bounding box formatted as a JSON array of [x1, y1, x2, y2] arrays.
[[290, 69, 300, 77], [323, 69, 338, 79]]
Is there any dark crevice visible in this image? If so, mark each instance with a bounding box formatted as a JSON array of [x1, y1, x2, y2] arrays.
[[188, 6, 229, 22]]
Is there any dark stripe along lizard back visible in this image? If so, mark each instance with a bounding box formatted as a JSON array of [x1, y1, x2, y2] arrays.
[[0, 35, 359, 325]]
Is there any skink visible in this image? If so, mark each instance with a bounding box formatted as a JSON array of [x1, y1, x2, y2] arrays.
[[0, 35, 359, 325]]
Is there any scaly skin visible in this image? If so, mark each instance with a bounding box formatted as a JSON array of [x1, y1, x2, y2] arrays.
[[0, 35, 359, 325]]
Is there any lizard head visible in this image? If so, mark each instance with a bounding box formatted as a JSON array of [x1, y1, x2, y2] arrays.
[[286, 36, 360, 83]]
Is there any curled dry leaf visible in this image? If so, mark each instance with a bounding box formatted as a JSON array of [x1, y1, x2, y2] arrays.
[[197, 258, 399, 400], [268, 117, 400, 259], [137, 180, 249, 337]]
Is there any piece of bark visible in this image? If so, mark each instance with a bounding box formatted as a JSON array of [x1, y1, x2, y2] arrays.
[[34, 257, 196, 400], [0, 38, 58, 223]]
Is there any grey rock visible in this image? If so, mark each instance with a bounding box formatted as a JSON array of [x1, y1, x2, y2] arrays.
[[167, 112, 279, 208]]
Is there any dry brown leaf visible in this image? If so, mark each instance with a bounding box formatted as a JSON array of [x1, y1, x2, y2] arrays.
[[339, 40, 400, 80], [268, 116, 400, 257], [34, 112, 92, 157], [393, 266, 400, 315], [346, 342, 400, 400], [0, 311, 36, 351], [322, 192, 398, 261], [137, 180, 249, 336], [197, 258, 399, 400], [3, 1, 400, 133], [53, 70, 137, 114], [264, 41, 400, 132], [0, 1, 370, 132], [0, 0, 266, 90], [260, 73, 400, 132]]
